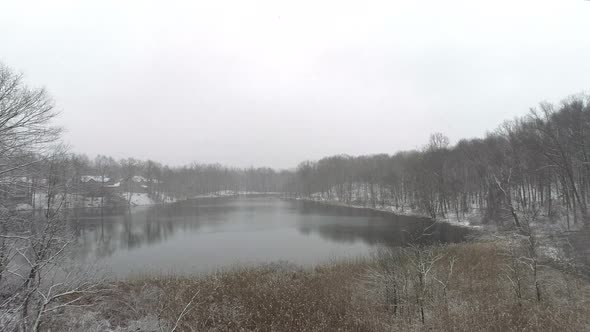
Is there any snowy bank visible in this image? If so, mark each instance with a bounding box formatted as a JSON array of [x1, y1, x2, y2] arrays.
[[292, 196, 483, 229], [192, 191, 281, 199]]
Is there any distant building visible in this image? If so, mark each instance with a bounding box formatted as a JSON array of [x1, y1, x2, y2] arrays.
[[79, 175, 115, 196]]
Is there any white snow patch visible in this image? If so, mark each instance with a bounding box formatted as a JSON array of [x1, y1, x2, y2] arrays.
[[15, 203, 32, 211], [122, 192, 155, 206], [131, 175, 147, 183], [193, 191, 280, 199], [160, 195, 177, 203]]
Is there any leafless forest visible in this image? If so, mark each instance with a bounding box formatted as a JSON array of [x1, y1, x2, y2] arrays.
[[290, 99, 590, 230]]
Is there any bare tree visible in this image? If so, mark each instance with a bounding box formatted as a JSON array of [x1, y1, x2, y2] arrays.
[[405, 244, 444, 324], [121, 158, 138, 205], [0, 63, 61, 175], [94, 155, 115, 208], [0, 63, 104, 332]]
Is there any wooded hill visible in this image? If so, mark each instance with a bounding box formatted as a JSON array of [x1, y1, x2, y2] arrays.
[[288, 96, 590, 229]]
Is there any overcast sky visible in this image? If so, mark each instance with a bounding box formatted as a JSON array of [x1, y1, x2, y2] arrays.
[[1, 0, 589, 169]]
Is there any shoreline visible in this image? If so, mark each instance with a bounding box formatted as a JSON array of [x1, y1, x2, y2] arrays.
[[15, 191, 283, 212], [284, 196, 485, 230]]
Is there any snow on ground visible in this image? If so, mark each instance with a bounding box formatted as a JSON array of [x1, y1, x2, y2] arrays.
[[32, 193, 116, 209], [17, 190, 269, 211], [437, 210, 484, 229], [193, 191, 281, 199], [160, 195, 177, 203], [538, 245, 563, 261], [121, 193, 155, 206], [24, 192, 178, 209], [15, 203, 32, 211], [303, 183, 483, 229], [122, 192, 179, 206]]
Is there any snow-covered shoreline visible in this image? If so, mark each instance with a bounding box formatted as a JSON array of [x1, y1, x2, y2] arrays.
[[12, 191, 283, 211], [192, 191, 281, 199], [288, 196, 484, 229], [13, 192, 178, 210]]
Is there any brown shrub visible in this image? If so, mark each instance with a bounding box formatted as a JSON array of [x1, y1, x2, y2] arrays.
[[55, 242, 590, 331]]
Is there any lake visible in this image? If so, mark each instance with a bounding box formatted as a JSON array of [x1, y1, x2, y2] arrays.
[[67, 196, 469, 277]]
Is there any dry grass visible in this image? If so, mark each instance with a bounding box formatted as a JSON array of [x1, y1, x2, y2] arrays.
[[49, 242, 590, 331], [103, 260, 374, 332]]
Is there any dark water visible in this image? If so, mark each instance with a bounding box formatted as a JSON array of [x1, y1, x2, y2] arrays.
[[67, 197, 469, 277]]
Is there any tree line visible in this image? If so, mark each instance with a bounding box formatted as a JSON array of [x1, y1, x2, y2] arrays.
[[3, 151, 292, 208], [288, 96, 590, 229], [66, 155, 291, 199], [3, 58, 590, 232]]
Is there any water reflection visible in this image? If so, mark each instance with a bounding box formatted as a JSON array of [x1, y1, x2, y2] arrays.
[[294, 201, 468, 246], [67, 197, 469, 276]]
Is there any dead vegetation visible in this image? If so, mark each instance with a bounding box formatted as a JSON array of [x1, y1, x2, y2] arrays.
[[44, 241, 590, 332]]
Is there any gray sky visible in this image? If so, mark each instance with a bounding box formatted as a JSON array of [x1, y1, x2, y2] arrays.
[[1, 0, 589, 169]]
